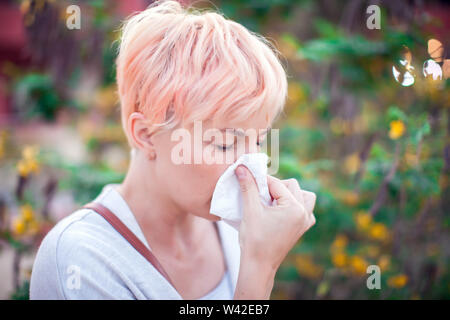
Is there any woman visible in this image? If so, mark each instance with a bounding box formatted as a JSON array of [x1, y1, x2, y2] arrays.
[[30, 0, 316, 300]]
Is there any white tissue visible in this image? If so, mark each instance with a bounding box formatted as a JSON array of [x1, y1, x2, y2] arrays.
[[209, 153, 274, 231]]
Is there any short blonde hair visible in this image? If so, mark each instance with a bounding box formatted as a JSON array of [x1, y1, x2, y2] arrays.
[[116, 0, 287, 146]]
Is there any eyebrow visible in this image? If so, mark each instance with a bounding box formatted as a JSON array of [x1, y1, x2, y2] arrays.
[[219, 127, 271, 137]]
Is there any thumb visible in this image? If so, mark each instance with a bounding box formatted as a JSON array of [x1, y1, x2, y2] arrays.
[[235, 165, 261, 214]]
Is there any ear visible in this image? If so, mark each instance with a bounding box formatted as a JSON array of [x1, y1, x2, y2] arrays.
[[128, 112, 156, 159]]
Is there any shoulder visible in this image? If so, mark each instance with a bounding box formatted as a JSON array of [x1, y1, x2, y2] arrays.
[[34, 208, 100, 262], [30, 208, 135, 299]]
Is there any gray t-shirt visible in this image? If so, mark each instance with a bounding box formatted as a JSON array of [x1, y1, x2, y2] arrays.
[[29, 184, 241, 299]]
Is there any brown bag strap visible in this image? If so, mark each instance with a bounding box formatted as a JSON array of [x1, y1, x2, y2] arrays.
[[82, 202, 176, 289]]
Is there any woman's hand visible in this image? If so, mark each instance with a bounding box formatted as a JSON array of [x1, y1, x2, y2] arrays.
[[235, 164, 316, 270], [233, 164, 316, 299]]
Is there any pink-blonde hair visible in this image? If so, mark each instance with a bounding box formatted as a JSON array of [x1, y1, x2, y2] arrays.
[[116, 0, 287, 146]]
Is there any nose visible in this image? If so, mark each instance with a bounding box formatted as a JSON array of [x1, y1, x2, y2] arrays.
[[246, 140, 259, 154], [235, 135, 260, 159]]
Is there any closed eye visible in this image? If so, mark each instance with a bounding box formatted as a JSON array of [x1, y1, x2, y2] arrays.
[[217, 144, 234, 151], [217, 141, 262, 152]]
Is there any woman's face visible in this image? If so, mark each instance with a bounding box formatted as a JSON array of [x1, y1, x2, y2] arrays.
[[151, 116, 270, 221]]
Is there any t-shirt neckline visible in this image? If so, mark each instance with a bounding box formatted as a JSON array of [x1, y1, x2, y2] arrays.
[[96, 183, 233, 299]]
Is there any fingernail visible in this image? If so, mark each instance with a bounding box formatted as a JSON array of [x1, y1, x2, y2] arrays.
[[235, 166, 246, 179]]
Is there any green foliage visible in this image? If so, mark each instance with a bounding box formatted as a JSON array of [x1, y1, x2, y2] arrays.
[[10, 281, 29, 300], [41, 150, 125, 205], [13, 74, 61, 121]]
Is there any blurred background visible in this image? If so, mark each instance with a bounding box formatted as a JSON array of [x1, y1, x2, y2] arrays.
[[0, 0, 449, 299]]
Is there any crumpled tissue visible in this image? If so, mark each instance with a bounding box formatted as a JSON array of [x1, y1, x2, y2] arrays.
[[209, 153, 275, 231]]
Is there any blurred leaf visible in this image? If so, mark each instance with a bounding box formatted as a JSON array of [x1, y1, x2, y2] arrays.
[[297, 36, 386, 62], [13, 74, 61, 121], [386, 105, 407, 123]]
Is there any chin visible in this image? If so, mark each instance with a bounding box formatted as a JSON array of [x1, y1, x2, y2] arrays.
[[208, 214, 222, 222], [197, 210, 222, 222], [197, 200, 221, 221]]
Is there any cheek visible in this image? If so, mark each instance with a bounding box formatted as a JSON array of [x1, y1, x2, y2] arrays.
[[187, 163, 227, 202], [172, 166, 226, 216], [162, 163, 225, 218], [155, 135, 229, 210]]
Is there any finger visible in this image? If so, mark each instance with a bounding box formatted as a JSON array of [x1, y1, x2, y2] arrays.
[[280, 180, 316, 215], [269, 177, 316, 214], [235, 165, 262, 214], [308, 211, 316, 227], [281, 178, 305, 205], [267, 175, 295, 206], [269, 176, 305, 205], [302, 190, 316, 215]]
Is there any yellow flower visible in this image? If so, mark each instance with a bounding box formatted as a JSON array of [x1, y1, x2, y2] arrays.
[[17, 160, 29, 176], [287, 82, 305, 106], [12, 205, 40, 237], [17, 159, 40, 177], [13, 217, 26, 235], [22, 145, 39, 160], [355, 211, 372, 231], [16, 146, 40, 177], [331, 234, 348, 252], [27, 220, 40, 236], [28, 158, 39, 172], [378, 255, 390, 271], [388, 274, 408, 288], [20, 204, 34, 222], [341, 190, 359, 206], [350, 255, 369, 275], [368, 223, 389, 241], [344, 153, 361, 174], [389, 120, 406, 140], [332, 252, 348, 268], [294, 254, 324, 279]]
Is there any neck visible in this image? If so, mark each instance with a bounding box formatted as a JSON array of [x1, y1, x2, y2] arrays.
[[116, 150, 208, 257]]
